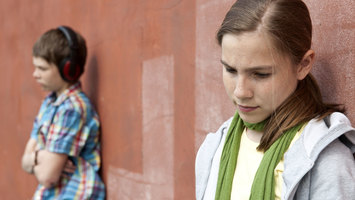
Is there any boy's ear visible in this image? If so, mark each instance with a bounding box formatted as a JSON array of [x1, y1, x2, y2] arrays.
[[296, 49, 315, 80]]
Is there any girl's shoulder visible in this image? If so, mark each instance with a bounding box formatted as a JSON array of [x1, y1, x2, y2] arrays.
[[301, 112, 355, 159], [199, 117, 234, 149]]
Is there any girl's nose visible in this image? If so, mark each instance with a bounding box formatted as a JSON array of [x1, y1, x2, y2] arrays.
[[234, 76, 253, 99]]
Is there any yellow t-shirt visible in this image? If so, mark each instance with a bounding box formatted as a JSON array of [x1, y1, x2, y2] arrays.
[[231, 127, 303, 200]]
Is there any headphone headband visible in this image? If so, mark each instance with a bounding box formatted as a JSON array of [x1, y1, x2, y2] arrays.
[[57, 26, 82, 82], [58, 26, 79, 50]]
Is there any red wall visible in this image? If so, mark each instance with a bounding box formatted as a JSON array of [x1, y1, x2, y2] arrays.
[[0, 0, 353, 199]]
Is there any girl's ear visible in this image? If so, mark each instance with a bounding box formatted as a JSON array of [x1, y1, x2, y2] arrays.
[[296, 50, 315, 80]]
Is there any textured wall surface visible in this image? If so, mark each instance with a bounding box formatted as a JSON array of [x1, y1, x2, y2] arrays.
[[305, 0, 355, 122], [0, 0, 353, 199]]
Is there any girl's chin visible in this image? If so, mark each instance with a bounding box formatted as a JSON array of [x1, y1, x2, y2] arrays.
[[239, 114, 269, 124]]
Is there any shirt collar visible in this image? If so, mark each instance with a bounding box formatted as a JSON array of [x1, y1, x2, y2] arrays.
[[48, 82, 82, 106]]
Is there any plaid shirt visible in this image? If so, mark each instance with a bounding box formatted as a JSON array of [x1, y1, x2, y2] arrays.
[[30, 82, 105, 200]]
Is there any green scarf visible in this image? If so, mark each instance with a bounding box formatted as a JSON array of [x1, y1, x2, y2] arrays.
[[214, 112, 303, 200]]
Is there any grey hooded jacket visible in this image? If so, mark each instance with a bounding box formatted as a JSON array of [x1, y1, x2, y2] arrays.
[[195, 112, 355, 200]]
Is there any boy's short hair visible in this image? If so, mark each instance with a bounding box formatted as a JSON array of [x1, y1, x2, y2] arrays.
[[32, 27, 87, 81]]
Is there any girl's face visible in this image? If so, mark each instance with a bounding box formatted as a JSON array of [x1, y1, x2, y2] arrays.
[[221, 32, 299, 123]]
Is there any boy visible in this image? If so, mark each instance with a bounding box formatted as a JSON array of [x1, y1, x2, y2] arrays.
[[21, 26, 105, 199]]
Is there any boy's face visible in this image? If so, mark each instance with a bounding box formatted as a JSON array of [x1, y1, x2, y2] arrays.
[[32, 56, 70, 96]]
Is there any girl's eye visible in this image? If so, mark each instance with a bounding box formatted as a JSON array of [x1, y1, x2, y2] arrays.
[[253, 72, 271, 78], [225, 66, 237, 74]]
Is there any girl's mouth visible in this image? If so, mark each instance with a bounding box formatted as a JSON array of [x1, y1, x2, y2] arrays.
[[238, 105, 258, 112]]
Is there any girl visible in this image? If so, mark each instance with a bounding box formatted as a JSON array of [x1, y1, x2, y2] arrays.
[[195, 0, 355, 199]]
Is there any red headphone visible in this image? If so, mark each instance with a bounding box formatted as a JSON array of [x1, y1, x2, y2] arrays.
[[57, 26, 83, 82]]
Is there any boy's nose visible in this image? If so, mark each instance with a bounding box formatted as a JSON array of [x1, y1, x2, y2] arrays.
[[33, 68, 40, 79]]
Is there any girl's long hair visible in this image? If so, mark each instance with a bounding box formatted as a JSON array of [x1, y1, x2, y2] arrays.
[[217, 0, 344, 151]]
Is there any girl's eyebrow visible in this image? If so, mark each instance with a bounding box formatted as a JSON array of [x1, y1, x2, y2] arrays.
[[220, 59, 233, 68], [220, 59, 273, 72]]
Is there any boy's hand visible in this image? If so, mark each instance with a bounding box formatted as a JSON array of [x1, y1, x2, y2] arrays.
[[21, 138, 38, 174], [63, 160, 76, 174], [61, 160, 76, 180]]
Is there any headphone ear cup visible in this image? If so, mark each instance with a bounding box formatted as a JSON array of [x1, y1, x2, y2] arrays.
[[59, 58, 82, 82], [67, 62, 81, 81], [59, 58, 70, 81]]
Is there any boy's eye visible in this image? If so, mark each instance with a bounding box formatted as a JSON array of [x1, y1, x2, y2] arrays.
[[38, 67, 47, 71]]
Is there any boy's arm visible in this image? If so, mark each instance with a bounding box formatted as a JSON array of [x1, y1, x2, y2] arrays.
[[21, 138, 37, 173], [32, 107, 85, 188], [33, 150, 68, 188], [22, 138, 69, 188]]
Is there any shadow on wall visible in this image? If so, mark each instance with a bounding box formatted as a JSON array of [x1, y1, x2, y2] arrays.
[[83, 54, 105, 178], [86, 55, 99, 110], [312, 59, 338, 104]]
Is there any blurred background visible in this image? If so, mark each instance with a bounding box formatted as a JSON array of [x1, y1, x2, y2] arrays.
[[0, 0, 354, 199]]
